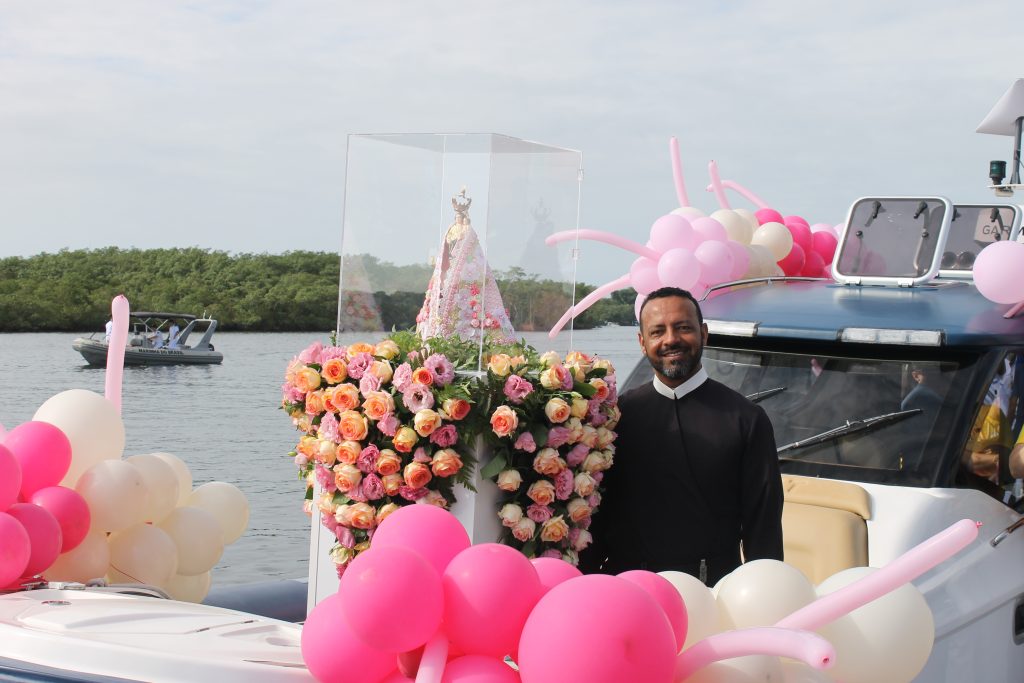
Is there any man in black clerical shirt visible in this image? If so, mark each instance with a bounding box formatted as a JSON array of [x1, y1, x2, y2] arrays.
[[579, 287, 784, 585]]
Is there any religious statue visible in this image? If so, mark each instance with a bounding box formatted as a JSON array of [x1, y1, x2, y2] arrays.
[[416, 188, 515, 343]]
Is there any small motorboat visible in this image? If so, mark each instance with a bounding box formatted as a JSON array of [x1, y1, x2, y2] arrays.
[[73, 312, 224, 366]]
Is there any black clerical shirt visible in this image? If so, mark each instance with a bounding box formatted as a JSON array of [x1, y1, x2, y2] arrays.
[[580, 371, 784, 585]]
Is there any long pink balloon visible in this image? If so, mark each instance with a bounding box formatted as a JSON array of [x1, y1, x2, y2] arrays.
[[775, 519, 979, 631], [414, 632, 448, 683], [549, 273, 632, 338], [674, 628, 834, 681], [545, 230, 660, 261], [706, 161, 731, 210], [718, 180, 770, 209], [1005, 300, 1024, 319], [670, 137, 690, 208], [104, 295, 130, 414]]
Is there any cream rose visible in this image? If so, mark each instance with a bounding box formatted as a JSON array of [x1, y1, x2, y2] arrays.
[[544, 397, 571, 424], [580, 425, 598, 448], [381, 473, 403, 496], [348, 502, 377, 529], [393, 426, 419, 453], [593, 358, 614, 373], [413, 409, 442, 437], [499, 503, 524, 527], [333, 463, 362, 492], [596, 427, 615, 449], [487, 353, 512, 377], [316, 491, 336, 515], [347, 342, 375, 358], [315, 439, 338, 466], [539, 351, 561, 367], [374, 339, 400, 360], [511, 517, 537, 542], [294, 366, 322, 393], [376, 502, 400, 524], [539, 364, 569, 390], [418, 490, 449, 508], [570, 396, 589, 419], [496, 469, 523, 492], [533, 448, 566, 476], [574, 471, 597, 498], [540, 515, 570, 543], [567, 498, 592, 524]]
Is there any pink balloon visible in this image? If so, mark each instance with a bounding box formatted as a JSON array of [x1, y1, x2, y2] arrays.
[[801, 250, 826, 278], [0, 512, 30, 586], [831, 223, 844, 239], [787, 222, 813, 253], [6, 502, 61, 577], [0, 444, 21, 510], [104, 295, 130, 414], [809, 222, 833, 234], [441, 655, 520, 683], [530, 557, 582, 595], [657, 248, 702, 291], [518, 575, 676, 683], [301, 591, 398, 683], [784, 215, 810, 229], [726, 240, 751, 280], [674, 627, 835, 681], [694, 240, 734, 285], [776, 519, 978, 631], [377, 672, 412, 683], [811, 231, 838, 263], [755, 208, 785, 226], [371, 504, 470, 577], [633, 293, 647, 323], [974, 241, 1024, 304], [4, 421, 71, 499], [618, 570, 688, 652], [690, 217, 728, 243], [340, 545, 443, 654], [649, 214, 695, 252], [630, 257, 662, 296], [778, 243, 806, 276], [29, 486, 91, 553], [442, 543, 542, 658]]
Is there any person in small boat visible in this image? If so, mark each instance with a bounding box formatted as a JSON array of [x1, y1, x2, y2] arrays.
[[579, 286, 784, 586], [168, 321, 181, 348], [149, 328, 166, 349], [104, 319, 113, 343]]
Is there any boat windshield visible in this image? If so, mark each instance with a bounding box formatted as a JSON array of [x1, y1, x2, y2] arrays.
[[702, 347, 972, 486]]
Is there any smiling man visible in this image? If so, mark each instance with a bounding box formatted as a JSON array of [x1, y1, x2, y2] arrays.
[[579, 286, 784, 585]]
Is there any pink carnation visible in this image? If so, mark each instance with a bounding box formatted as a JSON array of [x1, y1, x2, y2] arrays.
[[546, 426, 571, 448], [335, 525, 355, 548], [318, 412, 340, 442], [554, 469, 573, 500], [399, 486, 429, 501], [359, 372, 382, 396], [362, 473, 385, 500], [320, 346, 347, 363], [346, 352, 374, 379], [357, 445, 380, 474], [430, 424, 458, 448], [605, 374, 618, 403], [527, 504, 553, 524], [315, 465, 337, 493], [566, 443, 589, 467], [282, 384, 304, 403], [320, 511, 338, 532], [503, 375, 534, 404], [513, 431, 537, 453], [377, 412, 400, 437], [298, 341, 323, 364], [587, 399, 608, 426], [403, 384, 435, 412], [540, 549, 562, 559], [347, 482, 367, 502], [393, 363, 413, 392], [413, 447, 431, 463], [424, 354, 455, 386]]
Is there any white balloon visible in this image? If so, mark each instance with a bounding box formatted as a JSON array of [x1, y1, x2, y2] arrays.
[[780, 661, 833, 682], [751, 222, 794, 261], [815, 567, 934, 683], [733, 208, 761, 234], [686, 655, 784, 683], [158, 506, 224, 576], [107, 523, 178, 589], [187, 482, 249, 544], [659, 570, 719, 650], [126, 454, 180, 523], [672, 206, 707, 220], [44, 531, 110, 583], [150, 452, 193, 507], [167, 571, 212, 603], [75, 459, 148, 533], [712, 209, 754, 245], [716, 560, 816, 629], [33, 390, 125, 487]]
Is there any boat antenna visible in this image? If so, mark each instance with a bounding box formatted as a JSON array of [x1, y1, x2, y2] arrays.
[[977, 79, 1024, 196]]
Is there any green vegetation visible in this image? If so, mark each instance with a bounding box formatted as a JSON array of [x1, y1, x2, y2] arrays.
[[0, 248, 636, 332]]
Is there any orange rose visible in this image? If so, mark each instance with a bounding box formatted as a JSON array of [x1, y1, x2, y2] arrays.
[[431, 449, 463, 478], [297, 435, 318, 457], [510, 355, 527, 369], [532, 448, 566, 476], [369, 360, 394, 384], [347, 342, 375, 358], [336, 440, 362, 465], [404, 461, 433, 489], [381, 473, 403, 496], [527, 480, 556, 506], [567, 498, 592, 524], [540, 364, 570, 390], [589, 377, 609, 402], [333, 463, 362, 492], [305, 390, 327, 416], [316, 492, 335, 515], [322, 358, 349, 384], [294, 366, 322, 393], [413, 409, 442, 437], [393, 426, 419, 453], [565, 351, 594, 371], [374, 339, 400, 360], [362, 391, 395, 421], [540, 515, 570, 542], [375, 449, 402, 475], [496, 469, 523, 492], [316, 439, 337, 466], [490, 405, 519, 438], [487, 353, 512, 377], [376, 502, 400, 524], [544, 397, 571, 424], [338, 410, 369, 441], [411, 367, 434, 386], [331, 383, 361, 412], [441, 398, 471, 421], [347, 502, 377, 529], [418, 490, 448, 508]]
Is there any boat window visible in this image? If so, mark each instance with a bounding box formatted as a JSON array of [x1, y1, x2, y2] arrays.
[[960, 353, 1024, 506], [701, 347, 968, 486], [939, 205, 1020, 277]]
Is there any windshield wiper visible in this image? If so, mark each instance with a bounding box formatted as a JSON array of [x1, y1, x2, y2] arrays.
[[746, 386, 786, 404], [777, 408, 922, 455]]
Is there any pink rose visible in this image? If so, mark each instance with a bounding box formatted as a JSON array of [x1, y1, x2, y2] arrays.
[[315, 464, 337, 493], [429, 424, 458, 447], [570, 527, 593, 552], [527, 504, 553, 524], [424, 354, 456, 386], [357, 445, 380, 474], [540, 549, 562, 559], [298, 341, 323, 364], [511, 517, 537, 542], [335, 525, 355, 548], [317, 411, 340, 443], [566, 443, 589, 467], [513, 431, 537, 453], [413, 446, 431, 463], [503, 375, 534, 404], [362, 473, 385, 500], [554, 469, 574, 501]]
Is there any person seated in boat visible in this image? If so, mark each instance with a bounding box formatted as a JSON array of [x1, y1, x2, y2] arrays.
[[901, 364, 942, 417], [168, 321, 181, 348], [104, 319, 113, 343], [149, 328, 166, 349], [959, 356, 1019, 502]]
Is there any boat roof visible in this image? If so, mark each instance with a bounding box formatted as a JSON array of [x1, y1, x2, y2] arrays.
[[131, 312, 197, 321], [701, 278, 1024, 348]]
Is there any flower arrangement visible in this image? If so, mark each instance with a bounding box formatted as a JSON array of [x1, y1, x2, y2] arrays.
[[282, 332, 619, 573], [475, 349, 619, 565], [282, 333, 478, 576]]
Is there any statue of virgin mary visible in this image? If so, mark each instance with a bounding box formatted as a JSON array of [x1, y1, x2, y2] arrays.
[[415, 188, 515, 343]]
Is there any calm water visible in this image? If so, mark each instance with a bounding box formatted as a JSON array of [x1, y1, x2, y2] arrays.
[[0, 328, 640, 587]]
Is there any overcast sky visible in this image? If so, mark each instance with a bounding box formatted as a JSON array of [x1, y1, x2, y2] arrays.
[[1, 1, 1019, 285]]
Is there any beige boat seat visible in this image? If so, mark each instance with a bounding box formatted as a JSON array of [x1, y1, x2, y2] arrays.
[[781, 475, 871, 584]]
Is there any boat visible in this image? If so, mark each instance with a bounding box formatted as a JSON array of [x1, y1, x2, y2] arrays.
[[72, 312, 224, 366]]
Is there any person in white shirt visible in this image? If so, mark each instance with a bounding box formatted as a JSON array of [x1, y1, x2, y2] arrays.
[[168, 322, 181, 348], [104, 319, 113, 343]]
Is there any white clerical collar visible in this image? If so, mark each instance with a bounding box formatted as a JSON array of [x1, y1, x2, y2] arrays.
[[652, 367, 708, 400]]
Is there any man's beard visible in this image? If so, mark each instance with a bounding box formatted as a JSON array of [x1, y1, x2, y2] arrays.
[[647, 343, 702, 382]]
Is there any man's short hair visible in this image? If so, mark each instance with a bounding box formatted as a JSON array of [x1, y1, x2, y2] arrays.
[[638, 287, 704, 328]]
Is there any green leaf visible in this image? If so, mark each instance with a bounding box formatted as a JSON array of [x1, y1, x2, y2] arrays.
[[304, 486, 314, 501], [572, 379, 597, 398], [522, 540, 536, 557], [480, 453, 508, 479], [529, 424, 549, 449]]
